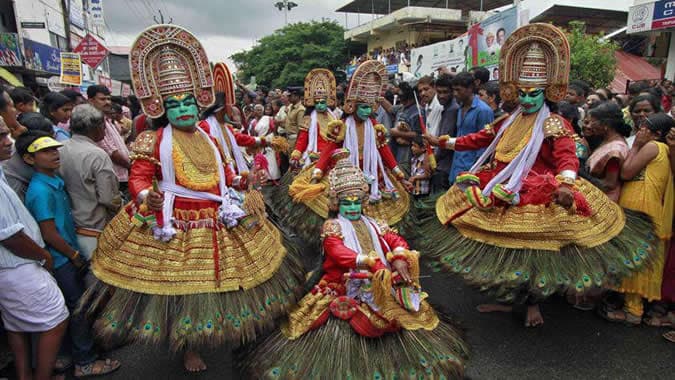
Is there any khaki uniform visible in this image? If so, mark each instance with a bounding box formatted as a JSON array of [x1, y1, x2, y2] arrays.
[[284, 102, 305, 152]]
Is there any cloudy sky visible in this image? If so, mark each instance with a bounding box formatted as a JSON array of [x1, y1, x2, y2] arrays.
[[104, 0, 365, 66]]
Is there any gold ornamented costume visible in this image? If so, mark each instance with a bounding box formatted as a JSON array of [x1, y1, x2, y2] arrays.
[[79, 25, 304, 352], [269, 61, 410, 248], [414, 24, 656, 304], [241, 149, 467, 379]]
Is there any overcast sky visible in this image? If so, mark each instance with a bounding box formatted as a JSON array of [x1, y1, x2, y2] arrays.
[[104, 0, 358, 67]]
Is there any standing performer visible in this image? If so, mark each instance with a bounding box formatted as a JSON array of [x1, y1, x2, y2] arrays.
[[270, 61, 410, 244], [290, 68, 341, 169], [79, 25, 303, 371], [240, 149, 468, 379], [422, 23, 656, 327], [201, 62, 283, 179]]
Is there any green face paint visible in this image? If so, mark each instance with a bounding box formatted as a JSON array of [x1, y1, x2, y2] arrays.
[[518, 88, 545, 114], [356, 104, 372, 121], [339, 198, 362, 221], [165, 94, 199, 129], [315, 99, 328, 112]]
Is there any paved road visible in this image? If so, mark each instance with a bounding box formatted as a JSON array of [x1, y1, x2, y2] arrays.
[[2, 267, 671, 380]]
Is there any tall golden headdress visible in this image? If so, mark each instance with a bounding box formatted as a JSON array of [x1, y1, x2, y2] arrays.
[[498, 23, 570, 103], [304, 69, 337, 108], [129, 24, 215, 118], [344, 60, 387, 113], [327, 148, 369, 211], [213, 62, 236, 115]]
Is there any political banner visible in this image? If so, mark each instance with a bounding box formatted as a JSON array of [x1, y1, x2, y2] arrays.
[[22, 38, 61, 74], [60, 52, 82, 86], [410, 35, 468, 78], [466, 5, 518, 80], [0, 33, 23, 67]]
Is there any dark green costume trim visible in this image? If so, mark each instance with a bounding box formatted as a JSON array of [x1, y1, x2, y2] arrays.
[[239, 314, 468, 380], [415, 204, 656, 303], [78, 236, 305, 352]]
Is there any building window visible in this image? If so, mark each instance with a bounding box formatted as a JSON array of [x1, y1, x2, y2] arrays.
[[49, 32, 69, 51]]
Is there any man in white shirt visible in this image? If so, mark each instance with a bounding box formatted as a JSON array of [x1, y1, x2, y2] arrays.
[[0, 115, 69, 380]]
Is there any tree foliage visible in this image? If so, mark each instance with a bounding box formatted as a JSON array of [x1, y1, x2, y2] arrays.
[[231, 21, 348, 88], [565, 21, 618, 89]]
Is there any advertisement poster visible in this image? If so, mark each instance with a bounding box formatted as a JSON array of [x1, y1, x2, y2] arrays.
[[23, 39, 61, 74], [98, 72, 112, 91], [0, 33, 23, 66], [60, 52, 82, 86], [466, 6, 518, 79], [410, 35, 468, 78]]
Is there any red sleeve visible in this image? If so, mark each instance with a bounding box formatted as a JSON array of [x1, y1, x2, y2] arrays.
[[233, 126, 258, 147], [129, 156, 158, 203], [378, 143, 398, 170], [295, 129, 309, 153], [455, 128, 497, 151], [315, 141, 341, 172], [381, 231, 409, 251], [552, 119, 579, 174], [323, 236, 358, 270]]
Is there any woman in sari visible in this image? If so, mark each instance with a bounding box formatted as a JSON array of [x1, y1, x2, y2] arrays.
[[604, 113, 674, 325]]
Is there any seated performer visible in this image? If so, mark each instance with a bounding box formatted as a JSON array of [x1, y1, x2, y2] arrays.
[[270, 61, 411, 244], [422, 23, 656, 327], [79, 24, 303, 372], [240, 149, 468, 379]]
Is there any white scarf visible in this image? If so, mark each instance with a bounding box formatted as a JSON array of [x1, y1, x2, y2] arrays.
[[205, 115, 249, 175], [303, 109, 336, 167], [337, 215, 390, 269], [344, 116, 396, 202], [425, 95, 444, 137], [155, 125, 245, 242], [469, 105, 551, 198]]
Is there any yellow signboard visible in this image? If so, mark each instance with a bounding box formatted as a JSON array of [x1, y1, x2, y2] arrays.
[[60, 52, 82, 86]]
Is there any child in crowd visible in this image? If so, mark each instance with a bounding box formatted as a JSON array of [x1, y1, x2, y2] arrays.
[[17, 131, 121, 377], [409, 135, 432, 198]]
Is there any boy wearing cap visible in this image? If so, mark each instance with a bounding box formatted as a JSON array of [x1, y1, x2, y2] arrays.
[[17, 130, 121, 377]]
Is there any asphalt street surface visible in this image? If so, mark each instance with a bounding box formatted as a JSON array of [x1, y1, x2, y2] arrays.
[[1, 236, 673, 379]]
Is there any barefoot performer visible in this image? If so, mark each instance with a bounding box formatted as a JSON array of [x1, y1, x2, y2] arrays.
[[78, 24, 304, 372], [421, 23, 656, 327]]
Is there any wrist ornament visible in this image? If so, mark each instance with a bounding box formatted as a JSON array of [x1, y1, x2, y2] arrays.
[[439, 135, 455, 150], [311, 168, 323, 181], [290, 149, 302, 160], [556, 170, 578, 190], [392, 166, 406, 180]]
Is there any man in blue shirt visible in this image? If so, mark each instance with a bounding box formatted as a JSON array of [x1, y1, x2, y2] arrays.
[[18, 131, 121, 377], [448, 72, 494, 184]]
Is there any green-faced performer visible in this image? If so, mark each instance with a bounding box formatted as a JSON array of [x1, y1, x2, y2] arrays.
[[421, 23, 657, 328], [78, 24, 304, 372]]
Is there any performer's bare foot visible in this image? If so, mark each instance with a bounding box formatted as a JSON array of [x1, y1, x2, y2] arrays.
[[477, 304, 513, 313], [184, 351, 207, 372], [525, 304, 544, 327]]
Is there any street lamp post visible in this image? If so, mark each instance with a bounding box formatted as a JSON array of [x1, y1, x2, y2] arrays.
[[274, 1, 298, 25]]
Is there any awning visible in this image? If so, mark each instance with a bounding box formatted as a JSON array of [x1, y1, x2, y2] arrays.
[[0, 67, 23, 87], [610, 50, 661, 94]]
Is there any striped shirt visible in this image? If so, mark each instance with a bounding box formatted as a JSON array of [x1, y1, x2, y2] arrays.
[[0, 166, 45, 269]]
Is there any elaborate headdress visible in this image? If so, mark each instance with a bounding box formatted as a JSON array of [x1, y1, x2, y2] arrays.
[[344, 60, 386, 111], [129, 24, 215, 118], [212, 62, 236, 114], [498, 23, 570, 103], [328, 148, 369, 210], [304, 69, 337, 108]]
